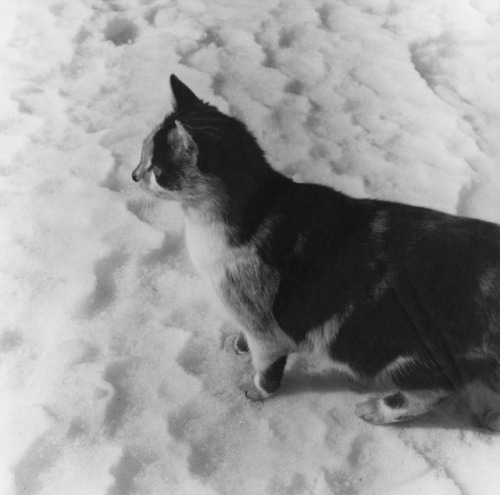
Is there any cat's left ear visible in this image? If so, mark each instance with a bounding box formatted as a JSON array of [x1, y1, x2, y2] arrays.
[[170, 74, 200, 110], [170, 120, 198, 159]]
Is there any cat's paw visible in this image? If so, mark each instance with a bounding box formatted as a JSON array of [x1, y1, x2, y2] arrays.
[[221, 334, 249, 355], [240, 375, 272, 402], [481, 410, 500, 432], [355, 397, 394, 424], [243, 384, 267, 402], [233, 334, 249, 355]]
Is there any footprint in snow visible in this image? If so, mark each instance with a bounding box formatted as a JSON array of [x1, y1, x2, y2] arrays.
[[79, 249, 128, 319], [104, 17, 138, 46]]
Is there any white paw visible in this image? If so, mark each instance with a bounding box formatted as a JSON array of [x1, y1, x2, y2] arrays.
[[355, 397, 393, 425], [243, 384, 267, 402], [240, 374, 272, 402], [221, 334, 248, 355], [233, 335, 249, 355]]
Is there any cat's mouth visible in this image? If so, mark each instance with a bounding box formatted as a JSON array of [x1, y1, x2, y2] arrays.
[[135, 173, 181, 202]]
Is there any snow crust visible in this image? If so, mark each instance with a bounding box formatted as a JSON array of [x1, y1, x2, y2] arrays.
[[1, 0, 500, 494]]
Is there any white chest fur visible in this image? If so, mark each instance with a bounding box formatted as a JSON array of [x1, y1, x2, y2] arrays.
[[183, 213, 250, 285]]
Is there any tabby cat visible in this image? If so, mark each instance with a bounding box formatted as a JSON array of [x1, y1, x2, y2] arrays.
[[132, 75, 500, 430]]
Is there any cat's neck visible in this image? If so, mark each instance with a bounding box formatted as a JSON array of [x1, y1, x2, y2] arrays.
[[182, 166, 292, 245]]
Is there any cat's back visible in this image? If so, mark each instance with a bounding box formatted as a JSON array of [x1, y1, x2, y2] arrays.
[[250, 180, 377, 262]]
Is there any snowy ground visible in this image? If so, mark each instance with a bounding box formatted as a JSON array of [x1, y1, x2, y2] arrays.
[[1, 0, 500, 494]]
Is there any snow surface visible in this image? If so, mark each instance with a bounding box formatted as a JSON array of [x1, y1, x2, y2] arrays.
[[1, 0, 500, 494]]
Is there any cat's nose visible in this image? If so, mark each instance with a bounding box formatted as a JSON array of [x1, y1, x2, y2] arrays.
[[132, 168, 140, 182]]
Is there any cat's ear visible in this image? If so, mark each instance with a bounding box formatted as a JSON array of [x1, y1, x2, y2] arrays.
[[170, 74, 200, 110], [170, 120, 198, 158]]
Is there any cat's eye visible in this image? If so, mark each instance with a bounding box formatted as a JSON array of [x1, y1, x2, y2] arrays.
[[152, 166, 161, 177]]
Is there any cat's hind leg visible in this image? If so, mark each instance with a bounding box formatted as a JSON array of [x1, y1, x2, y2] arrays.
[[355, 389, 448, 425], [462, 381, 500, 431]]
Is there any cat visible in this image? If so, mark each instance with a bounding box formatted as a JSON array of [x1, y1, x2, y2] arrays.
[[132, 74, 500, 430]]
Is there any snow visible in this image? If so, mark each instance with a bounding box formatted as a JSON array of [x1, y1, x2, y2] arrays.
[[1, 0, 500, 493]]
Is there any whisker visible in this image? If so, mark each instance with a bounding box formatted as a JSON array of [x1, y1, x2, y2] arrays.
[[145, 190, 159, 221], [147, 193, 154, 219], [139, 194, 148, 217]]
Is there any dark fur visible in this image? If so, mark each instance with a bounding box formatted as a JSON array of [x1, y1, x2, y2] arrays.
[[133, 75, 500, 429]]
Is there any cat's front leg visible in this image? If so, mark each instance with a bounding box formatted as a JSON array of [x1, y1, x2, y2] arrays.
[[245, 355, 288, 401], [243, 335, 289, 401]]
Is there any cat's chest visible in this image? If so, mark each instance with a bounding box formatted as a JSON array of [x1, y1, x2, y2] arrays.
[[184, 217, 251, 285]]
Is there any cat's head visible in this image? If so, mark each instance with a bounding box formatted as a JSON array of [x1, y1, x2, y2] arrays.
[[132, 75, 271, 216]]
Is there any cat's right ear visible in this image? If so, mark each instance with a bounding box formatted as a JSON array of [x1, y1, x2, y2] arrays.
[[170, 74, 200, 110]]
